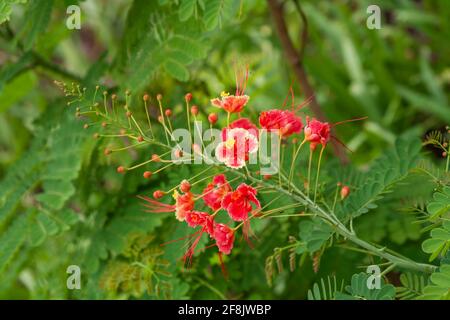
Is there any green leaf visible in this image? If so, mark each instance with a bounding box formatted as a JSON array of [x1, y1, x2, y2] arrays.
[[338, 135, 421, 220], [335, 272, 396, 300], [422, 221, 450, 262], [178, 0, 197, 22], [396, 272, 428, 300], [203, 0, 225, 30], [427, 186, 450, 220], [298, 219, 333, 253], [0, 212, 30, 273], [163, 59, 189, 82], [307, 276, 345, 300], [421, 264, 450, 300], [19, 0, 54, 50]]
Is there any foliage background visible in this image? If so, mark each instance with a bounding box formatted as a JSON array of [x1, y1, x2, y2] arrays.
[[0, 0, 449, 299]]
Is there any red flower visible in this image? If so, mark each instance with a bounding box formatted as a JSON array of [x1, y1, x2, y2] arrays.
[[227, 118, 258, 136], [214, 223, 235, 255], [174, 190, 194, 221], [216, 127, 258, 169], [139, 189, 194, 222], [259, 109, 303, 138], [203, 174, 232, 211], [304, 117, 331, 150], [211, 92, 249, 113], [185, 211, 215, 237], [221, 183, 260, 221]]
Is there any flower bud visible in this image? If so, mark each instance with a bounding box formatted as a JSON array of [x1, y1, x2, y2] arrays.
[[151, 154, 160, 162], [191, 105, 199, 116], [143, 94, 149, 101], [208, 113, 218, 124], [83, 124, 89, 129], [165, 109, 172, 117], [126, 111, 132, 118], [180, 180, 191, 192], [117, 166, 125, 174], [185, 93, 192, 102], [153, 190, 165, 199], [157, 94, 162, 101], [143, 171, 152, 179], [102, 122, 107, 128], [137, 136, 144, 142], [443, 152, 448, 158], [104, 149, 111, 156], [340, 186, 350, 200], [111, 94, 117, 100]]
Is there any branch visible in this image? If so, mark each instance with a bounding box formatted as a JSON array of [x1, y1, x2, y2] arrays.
[[267, 0, 349, 163]]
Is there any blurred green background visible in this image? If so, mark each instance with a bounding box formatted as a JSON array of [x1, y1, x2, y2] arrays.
[[0, 0, 448, 299]]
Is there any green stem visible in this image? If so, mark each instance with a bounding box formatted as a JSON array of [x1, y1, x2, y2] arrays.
[[313, 145, 324, 203]]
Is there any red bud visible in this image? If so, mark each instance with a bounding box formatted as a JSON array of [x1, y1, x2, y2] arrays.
[[191, 105, 198, 116], [143, 171, 152, 179], [165, 109, 172, 117], [340, 186, 350, 200], [180, 180, 191, 192], [208, 113, 218, 124], [117, 166, 125, 174], [185, 93, 192, 102], [153, 190, 165, 199]]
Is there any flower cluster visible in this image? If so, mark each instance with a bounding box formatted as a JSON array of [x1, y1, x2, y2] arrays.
[[140, 174, 260, 260]]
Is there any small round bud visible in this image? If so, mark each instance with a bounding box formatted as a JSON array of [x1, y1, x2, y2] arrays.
[[443, 152, 448, 158], [93, 133, 100, 139], [443, 142, 448, 148], [157, 94, 162, 101], [94, 102, 99, 107], [137, 136, 144, 142], [158, 115, 163, 123], [125, 90, 131, 96], [165, 109, 172, 117], [180, 180, 191, 193], [111, 94, 117, 100], [263, 175, 271, 180], [185, 93, 192, 102], [340, 186, 350, 200], [208, 113, 218, 125], [126, 111, 132, 118], [153, 190, 165, 199], [120, 128, 127, 135], [103, 91, 107, 96], [83, 124, 89, 129], [143, 94, 149, 101], [190, 105, 199, 116], [117, 166, 125, 174], [101, 122, 107, 128], [95, 85, 100, 90], [151, 154, 160, 162], [143, 171, 152, 179], [104, 149, 111, 156]]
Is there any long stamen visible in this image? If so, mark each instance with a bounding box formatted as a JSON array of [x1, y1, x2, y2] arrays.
[[332, 116, 368, 127]]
